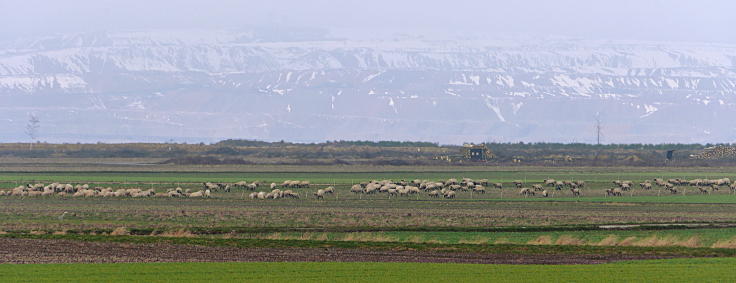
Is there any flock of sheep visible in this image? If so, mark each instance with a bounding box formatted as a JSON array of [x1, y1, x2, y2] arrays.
[[0, 183, 212, 198], [3, 177, 736, 201], [605, 178, 736, 196], [338, 178, 583, 199]]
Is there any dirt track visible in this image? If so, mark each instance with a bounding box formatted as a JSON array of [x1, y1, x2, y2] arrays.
[[0, 238, 677, 265]]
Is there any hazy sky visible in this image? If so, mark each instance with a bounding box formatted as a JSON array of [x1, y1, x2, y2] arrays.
[[1, 0, 734, 42]]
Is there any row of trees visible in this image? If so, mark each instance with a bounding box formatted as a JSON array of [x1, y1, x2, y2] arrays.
[[4, 138, 735, 166]]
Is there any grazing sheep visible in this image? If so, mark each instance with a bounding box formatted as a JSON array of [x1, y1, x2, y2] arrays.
[[233, 181, 248, 189], [273, 189, 285, 198], [519, 188, 535, 197], [570, 188, 581, 197], [188, 191, 204, 198], [401, 186, 417, 194], [554, 181, 564, 191], [167, 190, 183, 197], [698, 187, 710, 195], [620, 183, 632, 191], [350, 184, 363, 194], [541, 190, 549, 197], [493, 183, 503, 190], [473, 186, 485, 194], [379, 185, 391, 193], [246, 183, 258, 191], [639, 182, 652, 190], [203, 182, 218, 191], [364, 185, 378, 194], [543, 179, 556, 186], [314, 189, 325, 200], [428, 190, 440, 198], [284, 190, 300, 199], [532, 184, 544, 191], [463, 182, 476, 190], [513, 180, 523, 188], [443, 190, 456, 199], [423, 183, 437, 191], [606, 188, 623, 197]]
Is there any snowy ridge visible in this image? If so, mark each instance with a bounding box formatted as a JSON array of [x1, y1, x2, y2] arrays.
[[0, 30, 735, 144]]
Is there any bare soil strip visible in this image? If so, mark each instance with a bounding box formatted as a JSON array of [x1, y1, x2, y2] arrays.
[[0, 238, 675, 265]]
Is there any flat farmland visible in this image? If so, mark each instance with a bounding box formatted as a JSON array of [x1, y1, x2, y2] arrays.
[[3, 165, 736, 280], [2, 167, 736, 231], [3, 259, 736, 282]]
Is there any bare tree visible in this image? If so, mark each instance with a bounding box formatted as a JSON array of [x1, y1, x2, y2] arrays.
[[25, 113, 40, 150]]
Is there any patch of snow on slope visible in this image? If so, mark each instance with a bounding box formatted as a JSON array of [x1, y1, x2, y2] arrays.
[[496, 75, 515, 87], [362, 71, 385, 83], [0, 75, 87, 91], [484, 97, 506, 122], [469, 75, 480, 85], [448, 74, 473, 85], [640, 104, 658, 118], [552, 74, 595, 96], [128, 101, 145, 110], [388, 97, 397, 114], [511, 102, 524, 115], [664, 78, 679, 89], [444, 89, 460, 97]]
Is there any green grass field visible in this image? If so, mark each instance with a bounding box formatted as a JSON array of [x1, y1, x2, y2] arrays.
[[3, 258, 735, 282]]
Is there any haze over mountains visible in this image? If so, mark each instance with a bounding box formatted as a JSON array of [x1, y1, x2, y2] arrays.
[[1, 29, 735, 144]]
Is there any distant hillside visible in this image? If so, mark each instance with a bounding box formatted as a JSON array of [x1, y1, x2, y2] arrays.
[[1, 30, 735, 144], [0, 140, 732, 167]]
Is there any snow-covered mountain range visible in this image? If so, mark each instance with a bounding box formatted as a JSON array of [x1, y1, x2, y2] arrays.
[[1, 30, 735, 144]]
